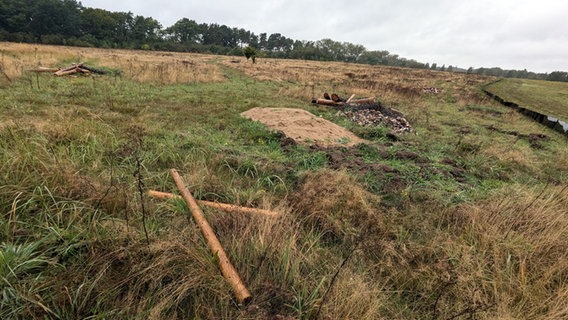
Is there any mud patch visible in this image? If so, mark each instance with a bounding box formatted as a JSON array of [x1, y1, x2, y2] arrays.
[[485, 125, 550, 149], [308, 144, 390, 173], [241, 107, 366, 146]]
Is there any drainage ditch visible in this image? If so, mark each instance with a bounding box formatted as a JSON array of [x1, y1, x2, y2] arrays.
[[483, 88, 568, 137]]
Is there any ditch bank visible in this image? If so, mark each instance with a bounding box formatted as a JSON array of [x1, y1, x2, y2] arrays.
[[483, 86, 568, 137]]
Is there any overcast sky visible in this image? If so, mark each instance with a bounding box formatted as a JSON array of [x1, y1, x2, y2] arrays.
[[80, 0, 568, 73]]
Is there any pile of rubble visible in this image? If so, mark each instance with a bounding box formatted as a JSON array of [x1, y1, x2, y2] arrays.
[[311, 92, 413, 133], [338, 105, 413, 133], [422, 87, 441, 94]]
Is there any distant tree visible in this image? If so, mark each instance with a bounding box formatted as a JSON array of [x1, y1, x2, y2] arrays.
[[164, 18, 200, 44], [259, 33, 267, 50], [130, 15, 161, 46], [200, 23, 236, 47], [29, 0, 82, 41], [358, 50, 389, 65], [80, 8, 122, 46], [0, 0, 32, 34], [547, 71, 568, 82], [343, 42, 366, 62], [234, 27, 254, 48], [430, 63, 437, 70], [289, 40, 319, 60]]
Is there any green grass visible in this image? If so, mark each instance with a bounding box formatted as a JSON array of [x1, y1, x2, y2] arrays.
[[1, 47, 567, 319], [485, 78, 568, 121]]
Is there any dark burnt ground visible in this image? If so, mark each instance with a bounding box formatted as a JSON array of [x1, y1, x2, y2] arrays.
[[484, 125, 550, 149]]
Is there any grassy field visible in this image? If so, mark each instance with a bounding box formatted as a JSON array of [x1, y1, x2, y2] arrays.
[[1, 42, 567, 319], [485, 78, 568, 122]]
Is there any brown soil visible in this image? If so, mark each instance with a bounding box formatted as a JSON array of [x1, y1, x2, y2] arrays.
[[241, 107, 366, 146]]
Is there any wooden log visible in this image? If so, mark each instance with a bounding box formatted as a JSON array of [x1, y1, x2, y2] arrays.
[[314, 98, 345, 106], [26, 67, 59, 73], [54, 67, 80, 76], [349, 97, 375, 105], [59, 64, 80, 72], [79, 65, 107, 75], [346, 94, 356, 104], [147, 190, 279, 217], [77, 68, 92, 75], [331, 93, 343, 102], [169, 169, 252, 305]]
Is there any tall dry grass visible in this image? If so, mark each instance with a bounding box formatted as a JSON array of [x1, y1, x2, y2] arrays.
[[220, 56, 494, 108], [436, 183, 568, 319], [0, 42, 225, 84]]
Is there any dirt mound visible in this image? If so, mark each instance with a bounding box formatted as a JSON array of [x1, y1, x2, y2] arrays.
[[241, 107, 366, 146]]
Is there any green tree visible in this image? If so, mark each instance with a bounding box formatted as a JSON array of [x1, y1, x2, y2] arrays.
[[0, 0, 33, 34], [164, 18, 200, 44], [200, 23, 235, 47], [130, 15, 162, 46], [259, 33, 267, 50], [547, 71, 568, 82], [80, 8, 120, 46], [29, 0, 82, 41], [343, 42, 366, 62]]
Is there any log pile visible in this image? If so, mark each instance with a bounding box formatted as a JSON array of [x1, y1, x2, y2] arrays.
[[312, 92, 375, 108], [54, 64, 107, 76], [28, 64, 107, 76]]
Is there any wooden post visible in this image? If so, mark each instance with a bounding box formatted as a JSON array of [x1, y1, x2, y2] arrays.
[[346, 94, 356, 104], [349, 97, 375, 105], [169, 169, 252, 304], [147, 190, 279, 217], [313, 98, 345, 106]]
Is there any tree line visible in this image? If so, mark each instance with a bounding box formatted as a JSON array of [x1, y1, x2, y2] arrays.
[[1, 0, 566, 82]]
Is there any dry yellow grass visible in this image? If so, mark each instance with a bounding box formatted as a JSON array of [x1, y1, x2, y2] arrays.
[[0, 42, 224, 84], [219, 56, 493, 107], [451, 184, 568, 319]]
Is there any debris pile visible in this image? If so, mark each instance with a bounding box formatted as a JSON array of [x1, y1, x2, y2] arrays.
[[422, 87, 441, 94], [338, 105, 413, 134], [312, 92, 414, 133]]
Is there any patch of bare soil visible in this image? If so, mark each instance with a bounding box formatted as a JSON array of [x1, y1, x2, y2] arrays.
[[241, 107, 366, 146]]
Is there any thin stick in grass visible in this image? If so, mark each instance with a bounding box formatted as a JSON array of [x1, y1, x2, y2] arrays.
[[147, 190, 279, 217]]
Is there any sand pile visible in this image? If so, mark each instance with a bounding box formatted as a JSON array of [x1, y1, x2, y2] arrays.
[[241, 107, 366, 147]]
